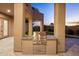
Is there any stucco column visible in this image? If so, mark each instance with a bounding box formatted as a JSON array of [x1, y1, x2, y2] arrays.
[[28, 17, 32, 36], [14, 4, 25, 51], [40, 15, 44, 32], [54, 3, 65, 52]]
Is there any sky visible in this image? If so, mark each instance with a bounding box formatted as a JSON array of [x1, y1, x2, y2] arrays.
[[66, 3, 79, 22], [32, 3, 79, 26]]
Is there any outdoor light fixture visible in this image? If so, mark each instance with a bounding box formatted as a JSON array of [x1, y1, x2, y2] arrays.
[[7, 9, 11, 13]]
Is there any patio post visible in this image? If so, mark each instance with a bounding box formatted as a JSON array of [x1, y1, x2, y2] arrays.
[[54, 3, 65, 52], [14, 3, 25, 51], [40, 15, 44, 32], [28, 17, 32, 36]]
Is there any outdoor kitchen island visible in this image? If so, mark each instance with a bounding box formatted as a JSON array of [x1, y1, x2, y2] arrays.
[[22, 32, 57, 55]]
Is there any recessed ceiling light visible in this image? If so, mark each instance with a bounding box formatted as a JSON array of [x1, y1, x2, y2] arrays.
[[7, 9, 11, 13]]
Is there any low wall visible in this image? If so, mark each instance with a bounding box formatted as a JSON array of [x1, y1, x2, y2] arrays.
[[22, 36, 57, 55]]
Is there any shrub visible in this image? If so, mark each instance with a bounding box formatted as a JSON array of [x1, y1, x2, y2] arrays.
[[66, 29, 74, 35], [76, 28, 79, 36], [47, 32, 54, 35]]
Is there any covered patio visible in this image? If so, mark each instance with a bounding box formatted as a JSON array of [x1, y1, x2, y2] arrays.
[[14, 3, 65, 55], [0, 3, 66, 55]]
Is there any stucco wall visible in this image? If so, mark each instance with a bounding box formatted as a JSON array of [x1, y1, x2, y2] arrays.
[[0, 13, 14, 38]]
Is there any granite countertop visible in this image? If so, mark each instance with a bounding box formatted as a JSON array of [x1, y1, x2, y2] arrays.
[[47, 35, 57, 40], [22, 36, 33, 40], [22, 35, 57, 41]]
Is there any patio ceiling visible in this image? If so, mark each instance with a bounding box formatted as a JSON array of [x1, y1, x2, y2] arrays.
[[0, 3, 43, 21], [0, 3, 14, 16]]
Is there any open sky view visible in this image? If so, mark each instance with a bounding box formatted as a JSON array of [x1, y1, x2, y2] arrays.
[[32, 3, 79, 26]]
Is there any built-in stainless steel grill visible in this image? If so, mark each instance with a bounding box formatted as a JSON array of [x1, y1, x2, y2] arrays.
[[33, 32, 47, 54]]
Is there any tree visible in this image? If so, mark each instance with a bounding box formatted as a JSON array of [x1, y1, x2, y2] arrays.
[[66, 29, 74, 35]]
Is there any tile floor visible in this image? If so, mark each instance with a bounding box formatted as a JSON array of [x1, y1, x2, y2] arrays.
[[0, 36, 79, 56]]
